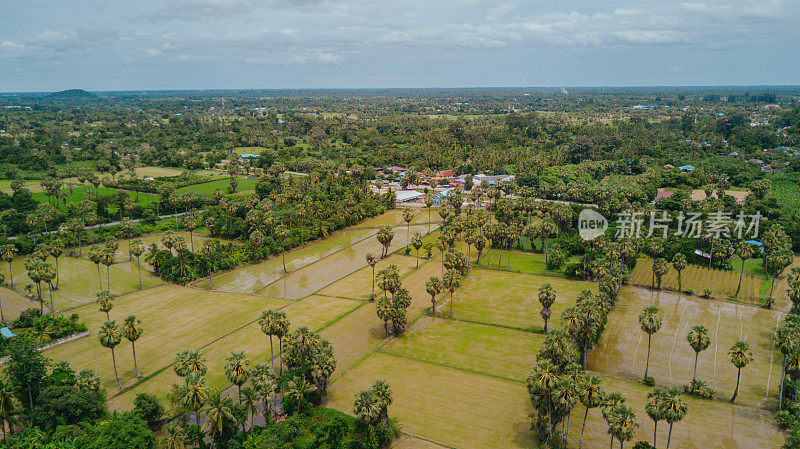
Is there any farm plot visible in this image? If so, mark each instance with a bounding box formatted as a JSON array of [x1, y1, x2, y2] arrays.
[[318, 254, 418, 300], [0, 287, 41, 321], [568, 376, 783, 449], [325, 352, 535, 449], [258, 225, 430, 300], [107, 293, 358, 411], [46, 284, 290, 393], [33, 186, 159, 207], [177, 176, 256, 195], [195, 227, 378, 293], [8, 256, 162, 311], [450, 269, 595, 331], [381, 318, 543, 381], [630, 258, 762, 302], [108, 232, 229, 261], [587, 286, 783, 408]]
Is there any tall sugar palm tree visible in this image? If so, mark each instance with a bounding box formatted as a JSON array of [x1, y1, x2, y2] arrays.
[[97, 290, 113, 320], [274, 313, 290, 375], [122, 315, 144, 379], [671, 253, 686, 293], [578, 374, 605, 449], [180, 372, 208, 426], [426, 276, 442, 315], [538, 283, 556, 333], [646, 386, 669, 448], [403, 207, 414, 249], [258, 310, 278, 366], [775, 323, 799, 408], [735, 241, 755, 296], [286, 376, 316, 413], [48, 240, 63, 289], [729, 340, 753, 403], [553, 376, 579, 447], [223, 350, 251, 401], [98, 321, 123, 389], [174, 349, 207, 378], [200, 239, 217, 290], [88, 246, 104, 289], [240, 386, 258, 431], [660, 388, 687, 449], [101, 249, 115, 290], [639, 306, 663, 380], [40, 262, 55, 316], [443, 269, 460, 319], [130, 239, 145, 289], [251, 362, 277, 419], [0, 245, 16, 289], [366, 253, 378, 296], [687, 326, 711, 382]]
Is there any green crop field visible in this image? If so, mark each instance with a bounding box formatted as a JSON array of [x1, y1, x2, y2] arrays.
[[177, 176, 257, 195], [32, 186, 159, 207]]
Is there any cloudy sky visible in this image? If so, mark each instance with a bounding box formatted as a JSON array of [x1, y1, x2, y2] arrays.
[[1, 0, 798, 91]]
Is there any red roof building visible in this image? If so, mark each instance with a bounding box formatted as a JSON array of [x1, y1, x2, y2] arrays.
[[655, 190, 674, 199], [435, 169, 455, 178]]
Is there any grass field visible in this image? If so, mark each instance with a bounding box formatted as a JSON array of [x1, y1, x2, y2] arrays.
[[8, 255, 162, 310], [588, 286, 783, 408], [768, 178, 800, 212], [450, 268, 595, 331], [630, 257, 763, 302], [326, 352, 536, 449], [0, 287, 41, 322], [318, 254, 418, 300], [32, 186, 159, 207], [476, 250, 577, 278], [176, 176, 256, 195]]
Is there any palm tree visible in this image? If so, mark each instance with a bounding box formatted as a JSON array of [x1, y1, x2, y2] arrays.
[[639, 306, 663, 380], [578, 374, 605, 449], [425, 194, 434, 232], [553, 376, 579, 447], [0, 245, 16, 288], [729, 340, 753, 403], [130, 239, 145, 289], [161, 423, 186, 449], [646, 386, 668, 448], [660, 388, 687, 449], [251, 363, 277, 419], [426, 276, 442, 315], [223, 350, 251, 400], [403, 207, 414, 249], [366, 253, 378, 296], [97, 290, 113, 320], [179, 372, 208, 426], [286, 376, 316, 413], [775, 323, 799, 408], [240, 386, 258, 430], [411, 232, 423, 267], [609, 403, 638, 449], [88, 246, 104, 289], [0, 377, 20, 443], [652, 258, 669, 290], [538, 283, 556, 333], [40, 263, 55, 316], [686, 326, 711, 382], [671, 253, 686, 293], [443, 269, 460, 318], [353, 390, 381, 424], [200, 239, 217, 290], [174, 349, 208, 378], [202, 390, 237, 442], [276, 225, 289, 273], [48, 240, 63, 289], [98, 321, 123, 389], [101, 249, 115, 291], [122, 315, 144, 379], [735, 241, 755, 296], [258, 310, 278, 367]]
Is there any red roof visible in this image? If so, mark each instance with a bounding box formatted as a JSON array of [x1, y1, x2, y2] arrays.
[[436, 169, 454, 178], [656, 191, 673, 199]]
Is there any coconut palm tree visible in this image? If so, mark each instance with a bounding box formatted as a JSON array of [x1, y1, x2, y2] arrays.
[[240, 386, 258, 430], [180, 372, 208, 426], [97, 290, 113, 320], [426, 276, 442, 315], [161, 423, 186, 449], [687, 326, 711, 382], [0, 377, 20, 443], [729, 340, 753, 403], [286, 376, 316, 413], [443, 269, 460, 319], [98, 321, 123, 389], [122, 315, 144, 379], [660, 388, 687, 449], [0, 245, 16, 288], [646, 386, 669, 448], [366, 253, 378, 296], [639, 306, 663, 380], [130, 239, 145, 289], [223, 350, 251, 401], [578, 373, 605, 449], [671, 253, 686, 293], [538, 283, 556, 333]]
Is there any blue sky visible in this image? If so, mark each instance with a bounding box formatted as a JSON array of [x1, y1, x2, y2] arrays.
[[1, 0, 798, 91]]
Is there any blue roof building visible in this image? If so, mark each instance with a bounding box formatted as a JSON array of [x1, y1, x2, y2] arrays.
[[0, 327, 15, 339], [679, 165, 695, 172], [240, 153, 259, 158]]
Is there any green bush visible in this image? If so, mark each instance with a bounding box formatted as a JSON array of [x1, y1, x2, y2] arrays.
[[683, 379, 714, 399], [643, 375, 655, 387], [133, 393, 164, 427]]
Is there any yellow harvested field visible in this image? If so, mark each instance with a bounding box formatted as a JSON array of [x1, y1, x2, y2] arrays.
[[630, 258, 762, 302], [326, 352, 535, 449], [0, 287, 41, 321]]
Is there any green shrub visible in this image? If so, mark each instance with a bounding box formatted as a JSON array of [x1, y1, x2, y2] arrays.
[[643, 375, 655, 387], [133, 393, 164, 427], [683, 379, 714, 399]]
